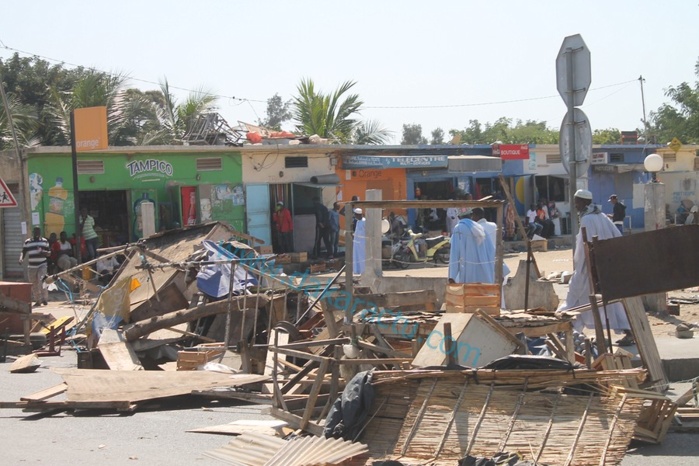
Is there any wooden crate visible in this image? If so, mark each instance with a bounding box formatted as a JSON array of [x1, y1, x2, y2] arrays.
[[290, 252, 307, 263], [445, 283, 500, 316], [177, 343, 226, 371], [254, 245, 273, 255], [275, 254, 291, 264], [310, 263, 326, 274]]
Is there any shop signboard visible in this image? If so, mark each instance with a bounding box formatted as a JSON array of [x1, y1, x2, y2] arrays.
[[492, 144, 530, 160], [342, 155, 448, 169]]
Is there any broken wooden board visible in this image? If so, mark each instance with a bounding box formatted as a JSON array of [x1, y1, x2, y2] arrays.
[[97, 329, 143, 371], [188, 419, 291, 437], [52, 368, 269, 404], [9, 354, 41, 373], [20, 383, 68, 402], [623, 296, 668, 392], [503, 260, 560, 311], [411, 313, 518, 368]]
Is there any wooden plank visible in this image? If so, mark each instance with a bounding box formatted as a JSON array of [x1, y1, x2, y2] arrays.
[[268, 407, 324, 436], [97, 329, 143, 371], [262, 328, 289, 394], [187, 419, 291, 436], [9, 354, 41, 373], [300, 358, 329, 430], [20, 383, 68, 402], [53, 369, 268, 403], [623, 297, 668, 392]]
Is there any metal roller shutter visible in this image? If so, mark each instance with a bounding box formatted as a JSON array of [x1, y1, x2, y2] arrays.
[[2, 184, 24, 278]]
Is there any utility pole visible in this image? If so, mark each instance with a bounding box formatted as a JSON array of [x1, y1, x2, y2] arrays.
[[639, 75, 649, 139]]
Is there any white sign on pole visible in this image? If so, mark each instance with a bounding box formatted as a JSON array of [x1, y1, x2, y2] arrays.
[[560, 108, 592, 175], [0, 177, 18, 208], [556, 34, 591, 108]]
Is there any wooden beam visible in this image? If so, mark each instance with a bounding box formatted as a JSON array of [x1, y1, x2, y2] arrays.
[[123, 296, 268, 341]]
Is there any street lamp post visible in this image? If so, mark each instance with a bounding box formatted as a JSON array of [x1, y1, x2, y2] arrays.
[[643, 153, 665, 232]]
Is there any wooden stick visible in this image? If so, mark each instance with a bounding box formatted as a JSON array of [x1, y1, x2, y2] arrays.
[[498, 378, 529, 452], [434, 378, 469, 458], [564, 393, 595, 466], [465, 382, 495, 456], [535, 391, 562, 463], [600, 395, 628, 466], [400, 378, 438, 456]]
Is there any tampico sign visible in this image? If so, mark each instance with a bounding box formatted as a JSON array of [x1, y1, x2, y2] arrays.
[[74, 106, 108, 152], [126, 159, 174, 180], [492, 144, 529, 160]]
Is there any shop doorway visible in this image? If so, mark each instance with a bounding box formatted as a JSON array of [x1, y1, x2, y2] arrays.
[[414, 180, 454, 233], [79, 190, 129, 247]]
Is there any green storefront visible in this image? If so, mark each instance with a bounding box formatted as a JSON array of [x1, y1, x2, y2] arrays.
[[26, 148, 244, 246]]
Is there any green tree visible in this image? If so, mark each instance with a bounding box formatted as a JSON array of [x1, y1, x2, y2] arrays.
[[0, 53, 83, 146], [259, 93, 291, 131], [592, 128, 621, 144], [449, 118, 557, 144], [156, 79, 217, 144], [353, 120, 392, 145], [0, 89, 38, 150], [430, 128, 444, 145], [401, 123, 427, 144], [649, 59, 699, 144], [292, 79, 362, 143]]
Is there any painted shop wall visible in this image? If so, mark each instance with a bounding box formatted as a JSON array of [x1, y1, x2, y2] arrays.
[[26, 151, 244, 241], [240, 152, 335, 184]]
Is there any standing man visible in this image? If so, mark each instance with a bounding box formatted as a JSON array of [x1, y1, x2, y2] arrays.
[[557, 189, 634, 345], [312, 197, 332, 259], [328, 202, 341, 258], [272, 201, 294, 253], [448, 210, 495, 284], [352, 208, 366, 274], [19, 226, 50, 306], [80, 206, 99, 261], [607, 194, 627, 234]]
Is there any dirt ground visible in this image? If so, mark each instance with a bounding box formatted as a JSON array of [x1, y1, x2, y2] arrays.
[[513, 247, 699, 339]]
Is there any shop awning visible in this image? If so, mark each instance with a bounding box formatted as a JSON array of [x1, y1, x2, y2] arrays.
[[592, 164, 645, 174], [295, 173, 341, 188], [447, 155, 502, 173]]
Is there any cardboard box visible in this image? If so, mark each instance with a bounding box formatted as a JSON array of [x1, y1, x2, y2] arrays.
[[530, 240, 548, 252], [255, 245, 274, 255], [290, 252, 307, 263]]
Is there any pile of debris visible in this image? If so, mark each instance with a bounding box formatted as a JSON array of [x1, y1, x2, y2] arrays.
[[0, 221, 684, 465]]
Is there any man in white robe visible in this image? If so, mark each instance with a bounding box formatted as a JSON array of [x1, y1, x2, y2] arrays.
[[352, 208, 366, 274], [445, 203, 459, 235], [557, 189, 633, 345], [448, 211, 495, 284]]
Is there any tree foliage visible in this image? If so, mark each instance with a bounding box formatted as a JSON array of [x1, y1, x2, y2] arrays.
[[649, 59, 699, 144], [259, 93, 291, 131], [401, 123, 427, 145], [430, 128, 444, 145], [449, 118, 558, 144], [592, 128, 621, 144]]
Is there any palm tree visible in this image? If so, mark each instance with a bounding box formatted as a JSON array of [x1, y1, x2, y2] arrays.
[[0, 91, 39, 150], [292, 78, 388, 144], [157, 79, 217, 144], [46, 70, 131, 145], [352, 119, 392, 145]]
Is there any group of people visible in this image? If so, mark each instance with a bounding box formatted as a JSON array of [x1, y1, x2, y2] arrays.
[[19, 207, 121, 307], [525, 200, 559, 239]]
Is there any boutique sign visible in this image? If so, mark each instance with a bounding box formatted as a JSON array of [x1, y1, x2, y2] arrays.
[[126, 159, 174, 179]]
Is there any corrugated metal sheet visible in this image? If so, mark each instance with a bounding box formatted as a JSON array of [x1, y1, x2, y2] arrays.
[[2, 184, 24, 278], [205, 432, 369, 466]]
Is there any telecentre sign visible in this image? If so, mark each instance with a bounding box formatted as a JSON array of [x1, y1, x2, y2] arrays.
[[492, 144, 530, 160]]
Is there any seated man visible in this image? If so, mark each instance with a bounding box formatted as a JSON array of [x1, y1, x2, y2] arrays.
[[96, 254, 120, 285], [52, 231, 78, 271], [526, 204, 543, 238]]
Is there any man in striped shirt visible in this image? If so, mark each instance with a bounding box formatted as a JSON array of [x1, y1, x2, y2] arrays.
[[19, 226, 50, 306]]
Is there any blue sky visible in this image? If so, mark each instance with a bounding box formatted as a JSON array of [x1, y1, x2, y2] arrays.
[[2, 0, 698, 143]]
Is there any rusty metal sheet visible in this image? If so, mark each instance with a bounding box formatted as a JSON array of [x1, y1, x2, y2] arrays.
[[590, 225, 699, 300]]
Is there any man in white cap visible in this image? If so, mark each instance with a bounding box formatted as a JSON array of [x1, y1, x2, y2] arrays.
[[557, 189, 634, 346], [352, 208, 366, 274]]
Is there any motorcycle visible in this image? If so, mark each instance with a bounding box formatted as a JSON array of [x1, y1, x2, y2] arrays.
[[392, 229, 450, 269]]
